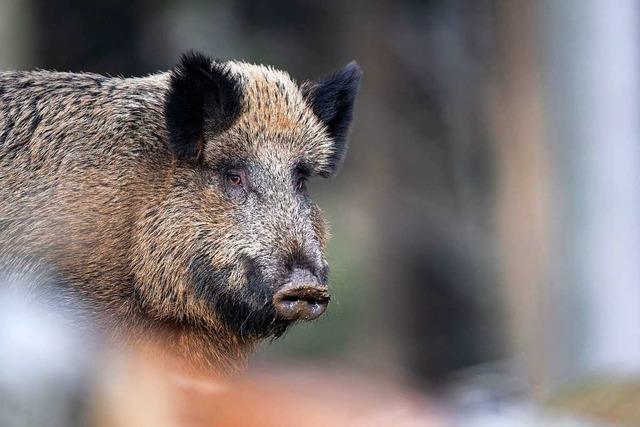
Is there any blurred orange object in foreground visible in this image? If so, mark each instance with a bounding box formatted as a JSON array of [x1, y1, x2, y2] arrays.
[[93, 344, 440, 427]]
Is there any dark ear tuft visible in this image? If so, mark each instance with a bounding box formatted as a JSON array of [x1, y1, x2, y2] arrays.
[[165, 51, 243, 160], [301, 61, 362, 175]]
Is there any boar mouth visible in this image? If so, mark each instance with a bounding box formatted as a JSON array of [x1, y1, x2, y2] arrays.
[[189, 255, 328, 338], [188, 254, 289, 338]]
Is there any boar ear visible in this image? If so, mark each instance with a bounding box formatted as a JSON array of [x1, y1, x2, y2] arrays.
[[165, 51, 243, 160], [301, 61, 362, 175]]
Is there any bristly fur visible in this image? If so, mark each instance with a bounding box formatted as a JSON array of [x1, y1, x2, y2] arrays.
[[0, 51, 361, 373], [165, 51, 243, 160], [301, 61, 362, 175]]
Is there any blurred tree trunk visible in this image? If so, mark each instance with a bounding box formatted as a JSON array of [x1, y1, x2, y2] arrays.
[[491, 0, 552, 392], [0, 0, 34, 68], [371, 0, 504, 385], [494, 0, 640, 393], [540, 0, 640, 379]]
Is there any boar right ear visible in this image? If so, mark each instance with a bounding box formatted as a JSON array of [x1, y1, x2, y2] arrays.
[[301, 61, 362, 176], [165, 51, 243, 160]]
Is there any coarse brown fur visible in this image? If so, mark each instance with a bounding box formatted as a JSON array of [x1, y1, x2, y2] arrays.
[[0, 52, 361, 372]]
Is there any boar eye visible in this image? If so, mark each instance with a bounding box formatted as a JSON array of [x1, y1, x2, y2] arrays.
[[224, 169, 248, 197], [227, 173, 242, 186]]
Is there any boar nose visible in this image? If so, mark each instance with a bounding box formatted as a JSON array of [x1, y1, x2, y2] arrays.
[[273, 268, 330, 321]]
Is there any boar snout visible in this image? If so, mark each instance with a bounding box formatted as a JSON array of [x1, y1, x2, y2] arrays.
[[273, 268, 329, 321]]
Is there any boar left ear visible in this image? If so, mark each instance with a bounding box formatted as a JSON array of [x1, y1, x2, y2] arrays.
[[301, 61, 363, 175], [165, 51, 243, 161]]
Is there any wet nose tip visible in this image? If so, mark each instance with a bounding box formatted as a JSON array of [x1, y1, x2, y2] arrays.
[[273, 269, 329, 321]]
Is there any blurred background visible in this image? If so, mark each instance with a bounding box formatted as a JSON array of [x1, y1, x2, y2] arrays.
[[1, 0, 640, 425]]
